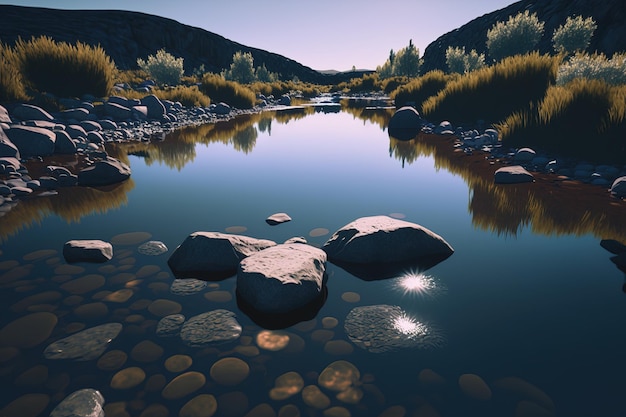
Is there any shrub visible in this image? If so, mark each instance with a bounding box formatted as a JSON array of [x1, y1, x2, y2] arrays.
[[391, 70, 458, 111], [137, 48, 184, 86], [0, 42, 29, 103], [114, 69, 150, 88], [156, 85, 210, 108], [381, 76, 410, 94], [446, 46, 486, 74], [338, 73, 381, 94], [497, 78, 626, 162], [552, 15, 597, 55], [486, 11, 544, 61], [392, 39, 421, 77], [255, 64, 278, 83], [11, 35, 116, 98], [222, 51, 256, 84], [200, 73, 256, 109], [423, 52, 559, 124], [556, 52, 626, 85]]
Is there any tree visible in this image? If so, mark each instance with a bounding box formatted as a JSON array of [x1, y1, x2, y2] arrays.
[[486, 11, 544, 61], [392, 40, 421, 77], [222, 51, 256, 84], [137, 48, 184, 86], [255, 64, 277, 82], [552, 15, 597, 55], [446, 46, 486, 74]]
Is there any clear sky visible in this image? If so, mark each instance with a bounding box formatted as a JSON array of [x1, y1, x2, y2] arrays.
[[2, 0, 517, 71]]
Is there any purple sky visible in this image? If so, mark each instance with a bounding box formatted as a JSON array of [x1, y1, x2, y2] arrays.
[[3, 0, 517, 71]]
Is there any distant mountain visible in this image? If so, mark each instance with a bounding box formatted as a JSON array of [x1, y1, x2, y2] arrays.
[[0, 5, 355, 84], [422, 0, 626, 73]]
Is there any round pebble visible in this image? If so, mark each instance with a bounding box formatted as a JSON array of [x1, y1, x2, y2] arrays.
[[318, 361, 360, 392], [324, 340, 354, 356], [111, 231, 152, 245], [0, 393, 50, 417], [97, 350, 128, 371], [73, 302, 108, 320], [341, 292, 360, 303], [311, 329, 334, 344], [246, 403, 276, 417], [179, 394, 217, 417], [145, 374, 167, 392], [54, 264, 85, 275], [139, 404, 168, 417], [278, 404, 300, 417], [388, 212, 406, 219], [111, 367, 146, 389], [336, 387, 363, 404], [302, 385, 330, 409], [11, 291, 62, 313], [23, 249, 57, 261], [269, 371, 304, 400], [210, 357, 250, 386], [148, 299, 182, 317], [458, 373, 492, 400], [162, 371, 206, 400], [0, 260, 19, 270], [309, 228, 329, 237], [418, 368, 446, 388], [234, 345, 260, 357], [137, 241, 168, 256], [165, 354, 193, 373], [0, 311, 58, 348], [103, 289, 134, 303], [204, 290, 232, 302], [256, 330, 290, 351], [15, 364, 48, 386], [321, 317, 338, 329], [60, 274, 106, 294], [131, 340, 164, 363], [323, 406, 351, 417], [136, 265, 161, 278]]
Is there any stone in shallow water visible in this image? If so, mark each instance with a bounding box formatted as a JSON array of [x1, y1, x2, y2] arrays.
[[165, 354, 193, 373], [44, 323, 122, 361], [266, 212, 292, 225], [494, 165, 535, 184], [63, 240, 113, 264], [458, 373, 492, 400], [269, 371, 304, 400], [210, 357, 250, 386], [302, 385, 330, 409], [49, 388, 104, 417], [161, 371, 206, 400], [147, 299, 182, 317], [170, 278, 208, 296], [111, 367, 146, 390], [344, 305, 442, 353], [137, 240, 168, 256], [0, 393, 50, 417], [180, 310, 242, 347], [156, 314, 185, 338], [318, 360, 360, 392], [0, 311, 58, 348], [179, 394, 217, 417], [256, 330, 290, 351]]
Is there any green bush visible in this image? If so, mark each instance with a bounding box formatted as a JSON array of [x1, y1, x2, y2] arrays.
[[200, 73, 257, 109], [376, 41, 421, 78], [445, 46, 486, 74], [391, 70, 458, 111], [556, 52, 626, 86], [498, 78, 626, 162], [486, 11, 544, 61], [222, 51, 256, 84], [137, 48, 184, 86], [422, 52, 559, 124], [0, 42, 29, 103], [380, 76, 410, 94], [552, 15, 597, 55], [11, 35, 116, 98]]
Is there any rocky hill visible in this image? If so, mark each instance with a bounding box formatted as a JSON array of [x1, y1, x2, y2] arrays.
[[0, 5, 344, 84], [422, 0, 626, 73]]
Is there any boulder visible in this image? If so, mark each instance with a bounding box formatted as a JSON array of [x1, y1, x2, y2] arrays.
[[5, 125, 56, 157], [212, 102, 231, 115], [0, 129, 20, 158], [168, 232, 276, 279], [131, 106, 148, 120], [65, 124, 88, 139], [87, 131, 104, 145], [610, 176, 626, 198], [80, 121, 101, 132], [63, 239, 113, 263], [60, 108, 91, 121], [266, 212, 292, 225], [12, 103, 54, 121], [600, 239, 626, 255], [54, 130, 77, 154], [322, 215, 454, 279], [49, 388, 105, 417], [104, 102, 131, 121], [237, 243, 327, 314], [0, 104, 11, 123], [140, 94, 166, 119], [494, 165, 535, 184], [77, 157, 131, 186], [513, 148, 536, 162], [388, 106, 422, 141]]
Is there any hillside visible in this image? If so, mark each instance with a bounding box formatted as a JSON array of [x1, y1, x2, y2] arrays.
[[0, 5, 337, 84], [421, 0, 626, 73]]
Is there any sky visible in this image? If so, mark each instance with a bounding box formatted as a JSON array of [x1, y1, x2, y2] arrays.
[[3, 0, 517, 71]]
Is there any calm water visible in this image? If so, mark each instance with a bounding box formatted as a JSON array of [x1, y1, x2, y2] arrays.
[[1, 104, 626, 417]]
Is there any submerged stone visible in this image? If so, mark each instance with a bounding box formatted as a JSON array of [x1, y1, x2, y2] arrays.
[[161, 371, 206, 400], [180, 310, 242, 347], [44, 323, 122, 361], [138, 240, 168, 256], [210, 357, 250, 386], [0, 311, 58, 349], [49, 388, 104, 417], [156, 314, 185, 338]]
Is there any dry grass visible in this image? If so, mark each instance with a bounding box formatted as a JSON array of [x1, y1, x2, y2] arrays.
[[200, 73, 257, 109], [390, 70, 459, 112]]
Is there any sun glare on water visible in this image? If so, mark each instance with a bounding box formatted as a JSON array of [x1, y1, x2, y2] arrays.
[[392, 313, 427, 337], [395, 271, 442, 297]]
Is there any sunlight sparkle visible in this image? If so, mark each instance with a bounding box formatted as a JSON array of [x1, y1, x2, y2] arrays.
[[392, 313, 427, 337]]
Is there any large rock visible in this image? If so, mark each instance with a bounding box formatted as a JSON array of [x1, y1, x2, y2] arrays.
[[60, 108, 91, 121], [54, 130, 77, 154], [140, 94, 166, 119], [49, 389, 105, 417], [610, 176, 626, 198], [0, 129, 20, 158], [237, 243, 327, 314], [322, 215, 454, 279], [5, 125, 56, 157], [11, 103, 54, 121], [63, 239, 113, 263], [104, 102, 131, 121], [168, 232, 276, 279], [388, 106, 422, 140], [0, 104, 11, 123], [44, 323, 122, 361], [494, 165, 535, 184], [77, 157, 131, 186]]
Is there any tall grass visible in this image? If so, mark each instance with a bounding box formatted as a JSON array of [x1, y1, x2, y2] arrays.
[[390, 70, 459, 111], [333, 73, 381, 94], [11, 36, 116, 98], [423, 52, 559, 124], [0, 42, 29, 103], [497, 78, 626, 162], [380, 76, 410, 95], [200, 73, 257, 109]]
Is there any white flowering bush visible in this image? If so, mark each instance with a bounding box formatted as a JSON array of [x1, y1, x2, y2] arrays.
[[446, 46, 486, 74], [552, 15, 597, 55], [137, 49, 184, 86], [222, 51, 256, 84], [486, 11, 544, 61], [557, 53, 626, 85]]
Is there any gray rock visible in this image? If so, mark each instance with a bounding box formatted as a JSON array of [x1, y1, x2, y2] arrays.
[[39, 176, 58, 189], [107, 96, 131, 107], [167, 231, 276, 279], [180, 310, 242, 347], [610, 176, 626, 198], [388, 106, 422, 130], [12, 103, 54, 121], [77, 157, 131, 186], [0, 129, 20, 158], [322, 215, 454, 272], [65, 124, 88, 139], [54, 130, 77, 154], [80, 120, 102, 132], [47, 165, 73, 178], [60, 108, 90, 121], [237, 243, 327, 314], [63, 239, 113, 263], [49, 388, 105, 417], [284, 236, 308, 244], [278, 94, 291, 106], [99, 119, 118, 130], [137, 240, 168, 256], [0, 104, 11, 123], [0, 184, 11, 196], [266, 212, 292, 225], [514, 148, 536, 162], [600, 239, 626, 255], [434, 121, 453, 134], [0, 157, 21, 172], [494, 165, 535, 184], [156, 314, 186, 338], [5, 125, 56, 157], [10, 186, 32, 196], [212, 102, 231, 115], [104, 102, 131, 121], [44, 323, 123, 361], [170, 278, 208, 296], [87, 131, 104, 145], [140, 94, 166, 119], [131, 105, 148, 120]]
